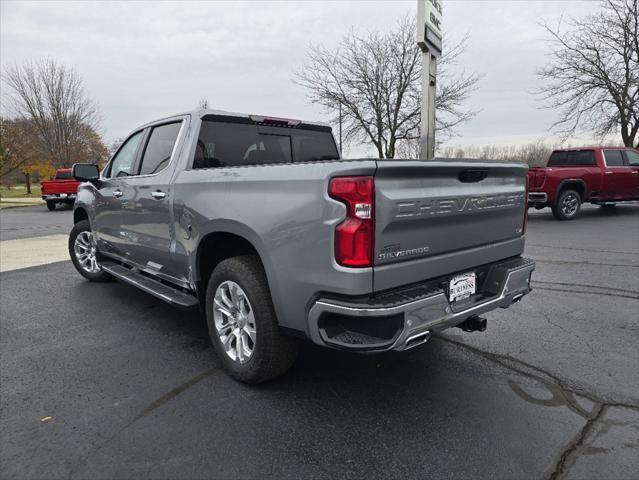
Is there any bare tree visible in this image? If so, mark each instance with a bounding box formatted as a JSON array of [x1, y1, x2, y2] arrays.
[[294, 14, 481, 158], [440, 142, 556, 167], [2, 59, 101, 167], [0, 117, 38, 179], [536, 0, 638, 147], [197, 97, 209, 110]]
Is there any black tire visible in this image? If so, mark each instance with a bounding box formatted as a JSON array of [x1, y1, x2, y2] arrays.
[[68, 220, 113, 282], [551, 189, 581, 220], [46, 200, 56, 211], [205, 255, 299, 384]]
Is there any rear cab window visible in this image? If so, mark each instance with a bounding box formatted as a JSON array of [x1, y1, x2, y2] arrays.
[[55, 170, 72, 180], [547, 150, 596, 167], [193, 116, 339, 169]]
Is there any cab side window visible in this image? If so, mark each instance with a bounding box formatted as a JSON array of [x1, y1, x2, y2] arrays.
[[603, 150, 625, 167], [106, 131, 144, 178], [138, 122, 182, 175], [626, 150, 639, 166]]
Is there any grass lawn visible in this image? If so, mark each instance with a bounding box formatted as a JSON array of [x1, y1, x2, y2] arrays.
[[0, 202, 32, 209], [0, 184, 42, 198]]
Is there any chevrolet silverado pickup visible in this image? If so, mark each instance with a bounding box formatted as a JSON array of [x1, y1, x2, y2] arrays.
[[527, 147, 639, 220], [69, 110, 535, 383], [41, 168, 81, 210]]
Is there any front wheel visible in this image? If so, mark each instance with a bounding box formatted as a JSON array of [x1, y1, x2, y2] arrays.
[[552, 189, 581, 220], [205, 255, 299, 384], [46, 200, 56, 211], [68, 220, 112, 282]]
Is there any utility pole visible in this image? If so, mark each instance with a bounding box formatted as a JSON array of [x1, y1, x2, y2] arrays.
[[417, 0, 443, 160], [338, 103, 343, 156]]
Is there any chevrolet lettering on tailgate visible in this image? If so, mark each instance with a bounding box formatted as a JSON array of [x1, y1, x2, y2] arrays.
[[397, 193, 524, 218]]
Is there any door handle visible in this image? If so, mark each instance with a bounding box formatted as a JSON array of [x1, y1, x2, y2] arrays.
[[604, 171, 613, 175], [151, 190, 167, 199], [114, 189, 123, 197]]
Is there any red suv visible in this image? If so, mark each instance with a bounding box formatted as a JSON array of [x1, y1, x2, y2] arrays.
[[527, 147, 639, 220]]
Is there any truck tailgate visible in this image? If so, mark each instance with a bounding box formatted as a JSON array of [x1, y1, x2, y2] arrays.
[[373, 160, 528, 292], [41, 180, 80, 195]]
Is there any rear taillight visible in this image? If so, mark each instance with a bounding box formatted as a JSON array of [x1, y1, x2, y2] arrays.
[[534, 170, 546, 188], [329, 176, 374, 268]]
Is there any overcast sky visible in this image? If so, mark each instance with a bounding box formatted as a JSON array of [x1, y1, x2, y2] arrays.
[[1, 0, 602, 156]]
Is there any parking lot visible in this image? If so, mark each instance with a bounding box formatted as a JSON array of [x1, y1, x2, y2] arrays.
[[1, 203, 638, 479]]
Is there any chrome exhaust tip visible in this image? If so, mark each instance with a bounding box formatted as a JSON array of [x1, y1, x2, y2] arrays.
[[404, 330, 431, 350]]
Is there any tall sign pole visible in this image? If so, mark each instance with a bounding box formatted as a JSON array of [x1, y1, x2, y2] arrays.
[[417, 0, 443, 160]]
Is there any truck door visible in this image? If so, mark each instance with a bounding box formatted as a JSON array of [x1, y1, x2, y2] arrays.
[[117, 120, 185, 280], [625, 149, 639, 199], [92, 130, 145, 256], [601, 149, 633, 199]]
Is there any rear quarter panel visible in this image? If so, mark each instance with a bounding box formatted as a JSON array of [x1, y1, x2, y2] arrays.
[[171, 160, 377, 333], [541, 167, 601, 203]]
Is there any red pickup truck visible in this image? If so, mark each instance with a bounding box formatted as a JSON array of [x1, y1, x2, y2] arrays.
[[527, 146, 639, 220], [40, 168, 81, 211]]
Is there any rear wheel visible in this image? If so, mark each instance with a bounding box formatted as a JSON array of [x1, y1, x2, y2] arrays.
[[552, 189, 581, 220], [68, 220, 112, 282], [205, 255, 299, 384], [46, 200, 56, 211]]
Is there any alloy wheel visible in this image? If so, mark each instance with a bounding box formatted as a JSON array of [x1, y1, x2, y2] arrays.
[[561, 193, 579, 216], [213, 280, 256, 364], [73, 231, 101, 273]]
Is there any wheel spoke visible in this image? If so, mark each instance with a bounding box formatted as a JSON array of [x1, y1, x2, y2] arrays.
[[221, 285, 234, 309], [239, 297, 250, 317], [230, 284, 239, 306], [218, 322, 234, 336], [214, 298, 232, 317], [222, 332, 234, 349], [243, 325, 256, 344], [236, 328, 244, 362]]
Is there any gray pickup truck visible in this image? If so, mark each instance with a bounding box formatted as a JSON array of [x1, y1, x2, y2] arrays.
[[70, 109, 535, 383]]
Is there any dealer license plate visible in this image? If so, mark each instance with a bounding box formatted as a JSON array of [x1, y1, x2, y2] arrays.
[[449, 272, 476, 303]]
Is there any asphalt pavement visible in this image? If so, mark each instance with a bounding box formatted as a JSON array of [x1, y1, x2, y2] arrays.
[[0, 204, 74, 241], [1, 203, 638, 479]]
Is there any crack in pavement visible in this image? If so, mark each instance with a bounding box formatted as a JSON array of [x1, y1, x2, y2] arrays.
[[532, 258, 639, 268], [548, 404, 606, 480], [527, 243, 639, 256], [533, 285, 639, 301], [533, 280, 639, 296], [436, 336, 639, 409], [66, 366, 220, 479], [436, 336, 639, 480]]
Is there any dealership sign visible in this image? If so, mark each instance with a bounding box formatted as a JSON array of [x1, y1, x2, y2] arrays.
[[417, 0, 443, 55]]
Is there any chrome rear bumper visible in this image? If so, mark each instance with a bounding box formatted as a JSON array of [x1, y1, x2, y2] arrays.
[[42, 194, 76, 201], [307, 257, 535, 352]]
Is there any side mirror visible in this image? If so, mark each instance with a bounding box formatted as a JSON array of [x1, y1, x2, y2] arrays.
[[72, 163, 100, 182]]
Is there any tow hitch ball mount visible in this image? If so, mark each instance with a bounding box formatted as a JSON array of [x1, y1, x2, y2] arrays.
[[457, 315, 487, 333]]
